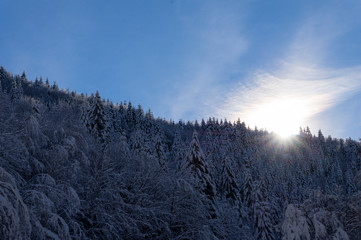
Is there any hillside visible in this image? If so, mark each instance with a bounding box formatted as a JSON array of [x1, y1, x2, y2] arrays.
[[0, 67, 360, 239]]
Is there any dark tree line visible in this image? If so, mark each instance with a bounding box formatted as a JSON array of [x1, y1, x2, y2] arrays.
[[0, 67, 360, 239]]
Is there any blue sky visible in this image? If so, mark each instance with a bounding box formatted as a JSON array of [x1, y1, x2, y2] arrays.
[[1, 0, 361, 139]]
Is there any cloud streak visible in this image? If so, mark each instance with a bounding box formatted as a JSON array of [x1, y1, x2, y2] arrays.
[[220, 8, 361, 135], [166, 1, 247, 121], [165, 1, 361, 138], [220, 63, 361, 132]]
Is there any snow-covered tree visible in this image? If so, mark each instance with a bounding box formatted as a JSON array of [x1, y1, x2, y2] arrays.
[[0, 167, 31, 239], [84, 91, 108, 144], [242, 155, 253, 209], [219, 155, 239, 201], [185, 130, 216, 218], [0, 66, 360, 240], [171, 130, 186, 171], [10, 77, 22, 100], [253, 181, 274, 240], [152, 130, 168, 169]]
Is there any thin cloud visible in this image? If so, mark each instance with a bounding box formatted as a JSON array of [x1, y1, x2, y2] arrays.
[[220, 9, 361, 135], [167, 2, 247, 121], [220, 64, 361, 126]]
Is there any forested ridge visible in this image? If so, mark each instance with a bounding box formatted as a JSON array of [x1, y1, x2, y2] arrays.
[[0, 66, 360, 239]]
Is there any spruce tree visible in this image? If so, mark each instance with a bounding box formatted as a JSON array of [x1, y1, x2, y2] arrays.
[[185, 131, 216, 218], [253, 181, 274, 240], [0, 66, 6, 81], [153, 130, 167, 169], [171, 130, 186, 171], [220, 155, 239, 201], [52, 81, 59, 91], [130, 129, 151, 157], [345, 169, 356, 195], [243, 155, 253, 209], [186, 131, 212, 181], [85, 91, 108, 144], [10, 78, 22, 101], [45, 78, 50, 87], [34, 77, 40, 87], [21, 71, 27, 82], [16, 76, 23, 97]]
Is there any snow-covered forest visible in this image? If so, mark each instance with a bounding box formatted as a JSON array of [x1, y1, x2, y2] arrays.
[[0, 66, 360, 240]]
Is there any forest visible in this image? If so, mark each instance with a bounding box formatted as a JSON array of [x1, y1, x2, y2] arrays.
[[0, 66, 360, 240]]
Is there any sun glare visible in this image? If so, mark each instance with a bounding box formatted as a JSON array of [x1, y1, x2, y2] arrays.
[[246, 99, 309, 138]]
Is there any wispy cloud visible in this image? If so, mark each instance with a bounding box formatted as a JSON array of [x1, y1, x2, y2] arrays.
[[220, 7, 361, 135], [167, 2, 247, 121], [166, 1, 361, 138], [220, 63, 361, 131]]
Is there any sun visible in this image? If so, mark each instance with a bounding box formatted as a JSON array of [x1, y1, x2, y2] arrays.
[[245, 98, 308, 138]]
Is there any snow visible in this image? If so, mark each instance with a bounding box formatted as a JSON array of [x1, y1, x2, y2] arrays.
[[0, 67, 360, 239]]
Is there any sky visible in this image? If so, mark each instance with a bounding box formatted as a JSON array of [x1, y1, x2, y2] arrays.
[[1, 0, 361, 139]]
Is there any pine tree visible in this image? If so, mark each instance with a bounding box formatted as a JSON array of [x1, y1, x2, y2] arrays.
[[243, 155, 253, 209], [0, 66, 6, 81], [220, 155, 239, 201], [10, 78, 22, 101], [52, 81, 59, 91], [345, 169, 356, 195], [253, 181, 274, 240], [204, 120, 216, 160], [171, 130, 186, 171], [111, 103, 123, 134], [32, 102, 40, 119], [125, 101, 136, 131], [21, 71, 27, 82], [186, 131, 212, 182], [16, 76, 23, 96], [130, 129, 151, 157], [39, 76, 44, 85], [34, 77, 40, 87], [85, 91, 108, 144], [185, 130, 216, 218], [318, 129, 325, 143], [153, 130, 168, 169]]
